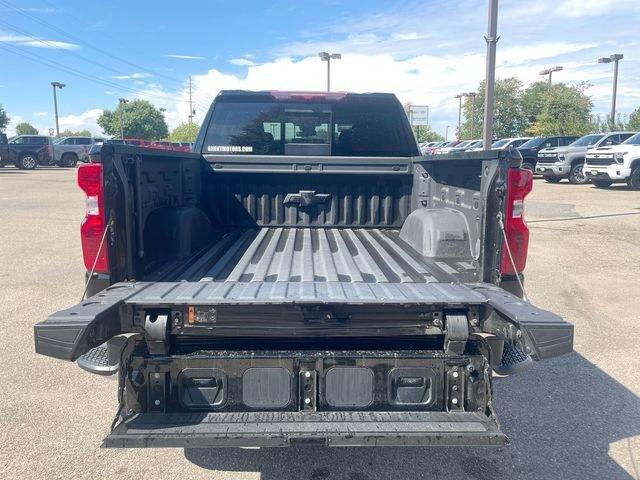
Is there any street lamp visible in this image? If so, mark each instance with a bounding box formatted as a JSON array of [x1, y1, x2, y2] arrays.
[[454, 93, 464, 139], [118, 98, 128, 140], [539, 66, 563, 89], [318, 52, 341, 92], [598, 54, 623, 126], [51, 82, 65, 137], [455, 92, 477, 139]]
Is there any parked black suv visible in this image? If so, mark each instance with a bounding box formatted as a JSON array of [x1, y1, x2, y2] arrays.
[[517, 136, 578, 171], [0, 134, 54, 169]]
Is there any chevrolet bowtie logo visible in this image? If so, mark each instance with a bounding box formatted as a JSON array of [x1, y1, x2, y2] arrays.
[[284, 190, 332, 207]]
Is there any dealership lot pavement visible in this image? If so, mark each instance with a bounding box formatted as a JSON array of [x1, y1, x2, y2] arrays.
[[0, 167, 638, 480]]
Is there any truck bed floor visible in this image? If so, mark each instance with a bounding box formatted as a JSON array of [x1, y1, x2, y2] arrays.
[[131, 227, 482, 305]]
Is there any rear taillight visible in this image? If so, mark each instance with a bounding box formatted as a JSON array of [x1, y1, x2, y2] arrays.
[[77, 164, 109, 273], [500, 167, 533, 275]]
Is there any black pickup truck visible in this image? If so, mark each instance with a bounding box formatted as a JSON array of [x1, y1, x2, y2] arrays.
[[34, 90, 573, 448], [0, 133, 54, 169]]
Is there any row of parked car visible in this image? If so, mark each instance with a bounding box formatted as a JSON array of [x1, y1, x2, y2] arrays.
[[0, 134, 193, 170], [420, 131, 640, 190]]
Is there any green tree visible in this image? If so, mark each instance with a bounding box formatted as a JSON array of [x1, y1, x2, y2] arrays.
[[521, 81, 549, 125], [169, 123, 200, 142], [97, 100, 168, 140], [60, 129, 92, 137], [628, 107, 640, 131], [0, 104, 8, 132], [528, 83, 593, 136], [459, 77, 528, 140], [414, 125, 444, 142], [15, 122, 39, 135]]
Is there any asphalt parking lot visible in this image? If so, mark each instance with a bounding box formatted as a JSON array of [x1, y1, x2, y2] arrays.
[[0, 167, 638, 480]]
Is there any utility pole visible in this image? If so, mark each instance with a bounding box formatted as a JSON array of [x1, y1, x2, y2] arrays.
[[539, 66, 563, 90], [51, 82, 65, 137], [598, 54, 623, 127], [118, 98, 128, 140], [318, 52, 341, 92], [482, 0, 499, 149], [188, 76, 194, 125]]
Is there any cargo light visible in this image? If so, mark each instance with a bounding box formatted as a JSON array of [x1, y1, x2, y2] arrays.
[[270, 91, 347, 101], [500, 168, 533, 276], [77, 163, 109, 273]]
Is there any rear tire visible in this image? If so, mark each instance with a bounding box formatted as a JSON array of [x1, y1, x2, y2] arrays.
[[17, 153, 37, 170], [58, 153, 78, 168], [628, 166, 640, 190], [592, 180, 613, 189], [544, 176, 562, 183], [568, 163, 588, 184]]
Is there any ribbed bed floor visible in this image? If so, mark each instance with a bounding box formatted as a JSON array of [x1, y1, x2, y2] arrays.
[[176, 227, 475, 284]]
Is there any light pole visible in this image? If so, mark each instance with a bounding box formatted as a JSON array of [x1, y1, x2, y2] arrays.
[[51, 82, 65, 137], [482, 0, 499, 149], [318, 52, 341, 92], [118, 98, 128, 140], [598, 54, 623, 127], [454, 93, 463, 139], [539, 66, 563, 89], [445, 125, 451, 141]]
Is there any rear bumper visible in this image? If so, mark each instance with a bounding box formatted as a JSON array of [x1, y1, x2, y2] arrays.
[[105, 411, 506, 448]]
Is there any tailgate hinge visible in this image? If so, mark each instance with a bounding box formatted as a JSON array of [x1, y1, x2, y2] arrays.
[[444, 314, 469, 355], [144, 312, 169, 355]]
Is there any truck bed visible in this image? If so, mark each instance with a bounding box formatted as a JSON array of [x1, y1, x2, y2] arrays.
[[140, 226, 480, 305]]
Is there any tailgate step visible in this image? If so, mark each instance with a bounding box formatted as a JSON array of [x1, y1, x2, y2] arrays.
[[104, 411, 507, 448], [494, 343, 532, 376], [76, 337, 125, 376]]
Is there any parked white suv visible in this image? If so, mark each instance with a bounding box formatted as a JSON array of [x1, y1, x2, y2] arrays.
[[584, 132, 640, 189]]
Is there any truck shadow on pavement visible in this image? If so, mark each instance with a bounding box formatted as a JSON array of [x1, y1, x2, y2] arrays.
[[184, 352, 640, 480]]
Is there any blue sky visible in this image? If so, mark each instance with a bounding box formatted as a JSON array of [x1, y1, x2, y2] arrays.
[[1, 0, 639, 137]]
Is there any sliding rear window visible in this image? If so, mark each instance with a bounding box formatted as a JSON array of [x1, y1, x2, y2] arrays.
[[203, 97, 414, 157]]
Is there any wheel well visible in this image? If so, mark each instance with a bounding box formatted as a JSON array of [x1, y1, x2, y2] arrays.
[[571, 157, 585, 167], [62, 151, 78, 159], [19, 151, 38, 158], [630, 158, 640, 170]]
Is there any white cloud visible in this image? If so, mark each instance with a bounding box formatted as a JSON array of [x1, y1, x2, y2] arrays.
[[0, 31, 78, 50], [113, 72, 152, 80], [57, 109, 104, 136], [33, 111, 49, 117], [230, 58, 256, 66], [164, 54, 206, 60], [556, 0, 639, 18]]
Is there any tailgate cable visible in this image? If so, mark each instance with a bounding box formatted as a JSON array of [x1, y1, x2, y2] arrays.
[[80, 218, 113, 301], [498, 214, 529, 303]]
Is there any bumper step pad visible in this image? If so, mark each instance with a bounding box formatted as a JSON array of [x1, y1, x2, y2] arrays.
[[104, 411, 506, 448], [494, 343, 532, 376]]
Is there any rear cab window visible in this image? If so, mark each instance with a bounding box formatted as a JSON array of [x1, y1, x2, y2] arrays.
[[201, 92, 417, 157]]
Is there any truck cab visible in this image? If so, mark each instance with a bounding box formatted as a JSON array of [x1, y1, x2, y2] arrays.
[[584, 131, 640, 189]]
